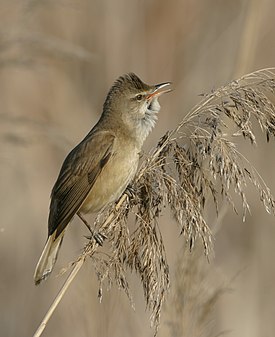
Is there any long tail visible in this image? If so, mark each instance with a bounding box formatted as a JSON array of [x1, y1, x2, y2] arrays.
[[34, 231, 64, 285]]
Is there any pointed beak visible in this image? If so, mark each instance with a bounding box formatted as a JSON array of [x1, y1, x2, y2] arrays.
[[147, 82, 172, 100]]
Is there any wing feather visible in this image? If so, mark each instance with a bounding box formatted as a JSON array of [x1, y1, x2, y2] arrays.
[[48, 130, 115, 238]]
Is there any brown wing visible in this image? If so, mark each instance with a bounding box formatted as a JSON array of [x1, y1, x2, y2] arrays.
[[48, 130, 115, 238]]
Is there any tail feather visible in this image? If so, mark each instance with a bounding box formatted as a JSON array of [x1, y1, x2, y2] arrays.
[[34, 231, 64, 285]]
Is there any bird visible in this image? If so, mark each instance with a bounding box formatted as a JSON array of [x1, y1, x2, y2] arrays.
[[34, 73, 171, 285]]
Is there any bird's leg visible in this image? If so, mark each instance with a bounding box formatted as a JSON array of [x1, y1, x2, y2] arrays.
[[77, 212, 107, 246], [77, 212, 92, 231]]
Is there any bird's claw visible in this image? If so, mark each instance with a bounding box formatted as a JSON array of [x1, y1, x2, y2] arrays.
[[84, 231, 107, 246], [125, 184, 136, 199]]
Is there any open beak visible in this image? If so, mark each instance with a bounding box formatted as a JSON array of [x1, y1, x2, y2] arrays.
[[147, 82, 172, 100]]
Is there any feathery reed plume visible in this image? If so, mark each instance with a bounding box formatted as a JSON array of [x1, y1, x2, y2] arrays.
[[165, 244, 228, 337], [34, 68, 275, 336]]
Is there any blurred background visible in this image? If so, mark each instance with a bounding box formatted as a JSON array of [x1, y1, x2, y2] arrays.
[[1, 0, 275, 336]]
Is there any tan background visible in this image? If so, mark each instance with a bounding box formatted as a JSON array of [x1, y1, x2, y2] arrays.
[[1, 1, 275, 336]]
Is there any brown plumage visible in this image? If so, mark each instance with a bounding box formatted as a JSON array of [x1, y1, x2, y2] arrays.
[[34, 73, 171, 285]]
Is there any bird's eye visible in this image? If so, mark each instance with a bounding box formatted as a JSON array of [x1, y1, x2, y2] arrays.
[[136, 94, 143, 101]]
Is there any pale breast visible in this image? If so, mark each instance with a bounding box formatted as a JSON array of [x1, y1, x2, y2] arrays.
[[80, 144, 139, 214]]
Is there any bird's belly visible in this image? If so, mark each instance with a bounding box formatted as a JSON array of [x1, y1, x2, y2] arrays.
[[80, 151, 139, 213]]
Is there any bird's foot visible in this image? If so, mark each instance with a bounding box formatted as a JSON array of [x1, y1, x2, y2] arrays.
[[125, 184, 137, 199], [84, 231, 107, 246], [78, 212, 107, 245]]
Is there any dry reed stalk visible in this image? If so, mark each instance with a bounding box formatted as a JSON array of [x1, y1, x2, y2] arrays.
[[233, 0, 262, 77], [33, 257, 85, 337], [33, 68, 275, 336]]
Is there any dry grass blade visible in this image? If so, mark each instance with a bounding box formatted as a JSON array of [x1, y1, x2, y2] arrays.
[[35, 68, 275, 336]]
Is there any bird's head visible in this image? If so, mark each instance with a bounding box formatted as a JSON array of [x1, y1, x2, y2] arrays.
[[103, 73, 171, 145]]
